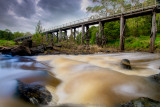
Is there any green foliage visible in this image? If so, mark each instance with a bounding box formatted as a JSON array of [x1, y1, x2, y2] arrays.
[[105, 33, 160, 50], [0, 40, 16, 47], [89, 26, 98, 44], [0, 29, 14, 40], [0, 29, 26, 40], [87, 0, 155, 15], [13, 32, 24, 38], [104, 21, 120, 40], [76, 33, 82, 45], [69, 34, 74, 42], [32, 33, 47, 45]]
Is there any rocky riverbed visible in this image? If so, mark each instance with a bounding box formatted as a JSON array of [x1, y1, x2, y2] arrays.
[[0, 39, 120, 56]]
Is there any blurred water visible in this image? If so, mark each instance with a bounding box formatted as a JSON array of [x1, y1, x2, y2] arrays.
[[0, 55, 49, 98], [37, 52, 160, 107], [0, 53, 160, 107]]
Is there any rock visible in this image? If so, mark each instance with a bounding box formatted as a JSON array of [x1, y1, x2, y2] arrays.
[[106, 51, 111, 53], [46, 45, 53, 50], [30, 45, 45, 55], [53, 51, 61, 55], [120, 59, 132, 70], [0, 47, 12, 54], [16, 80, 52, 105], [149, 73, 160, 83], [21, 39, 32, 48], [119, 97, 160, 107], [0, 47, 3, 50], [11, 46, 31, 56], [55, 43, 62, 48]]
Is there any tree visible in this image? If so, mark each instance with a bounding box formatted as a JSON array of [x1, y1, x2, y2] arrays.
[[86, 0, 128, 16], [13, 32, 24, 38], [25, 32, 32, 36], [35, 20, 43, 34]]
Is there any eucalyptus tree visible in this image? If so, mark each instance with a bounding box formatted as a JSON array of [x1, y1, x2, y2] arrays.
[[35, 20, 43, 34]]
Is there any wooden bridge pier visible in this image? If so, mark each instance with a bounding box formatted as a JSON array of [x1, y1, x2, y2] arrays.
[[99, 21, 105, 46], [99, 22, 102, 42], [46, 33, 49, 42], [74, 28, 76, 41], [59, 29, 62, 42], [70, 28, 73, 39], [64, 30, 67, 40], [81, 25, 85, 45], [52, 32, 54, 41], [120, 15, 126, 51], [150, 9, 157, 53], [86, 25, 89, 37], [56, 31, 59, 43]]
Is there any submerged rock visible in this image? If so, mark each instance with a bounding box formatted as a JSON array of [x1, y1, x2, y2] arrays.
[[120, 59, 132, 70], [149, 73, 160, 83], [119, 97, 160, 107], [16, 80, 52, 105]]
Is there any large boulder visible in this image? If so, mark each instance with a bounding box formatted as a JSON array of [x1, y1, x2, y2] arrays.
[[16, 80, 52, 105], [120, 59, 132, 70], [11, 46, 31, 56]]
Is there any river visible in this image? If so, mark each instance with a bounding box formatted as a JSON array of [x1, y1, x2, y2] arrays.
[[0, 52, 160, 107]]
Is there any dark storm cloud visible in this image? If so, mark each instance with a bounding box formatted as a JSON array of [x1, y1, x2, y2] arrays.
[[38, 0, 81, 16], [10, 0, 36, 18], [0, 0, 86, 32], [37, 0, 85, 29], [0, 0, 16, 27], [0, 0, 36, 28]]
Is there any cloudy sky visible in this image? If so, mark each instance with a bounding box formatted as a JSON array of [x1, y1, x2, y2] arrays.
[[0, 0, 93, 33]]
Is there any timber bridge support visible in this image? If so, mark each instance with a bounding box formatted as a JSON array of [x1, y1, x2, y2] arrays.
[[43, 1, 160, 52]]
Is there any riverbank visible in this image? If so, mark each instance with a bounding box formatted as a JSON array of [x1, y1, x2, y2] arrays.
[[0, 33, 160, 56]]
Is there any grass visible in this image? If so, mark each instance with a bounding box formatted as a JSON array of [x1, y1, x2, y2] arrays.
[[106, 33, 160, 51], [0, 40, 16, 47]]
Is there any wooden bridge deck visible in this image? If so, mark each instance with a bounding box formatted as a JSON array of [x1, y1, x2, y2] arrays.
[[43, 4, 160, 33], [14, 35, 33, 42]]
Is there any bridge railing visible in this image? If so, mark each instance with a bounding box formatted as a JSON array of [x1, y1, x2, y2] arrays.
[[43, 0, 159, 33]]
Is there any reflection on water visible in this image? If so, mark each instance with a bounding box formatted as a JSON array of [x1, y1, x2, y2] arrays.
[[0, 52, 160, 107]]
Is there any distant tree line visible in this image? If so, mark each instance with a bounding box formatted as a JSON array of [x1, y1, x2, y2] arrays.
[[0, 29, 32, 40]]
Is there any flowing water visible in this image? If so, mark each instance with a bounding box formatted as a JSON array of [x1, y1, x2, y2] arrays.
[[0, 52, 160, 107], [0, 54, 51, 107]]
